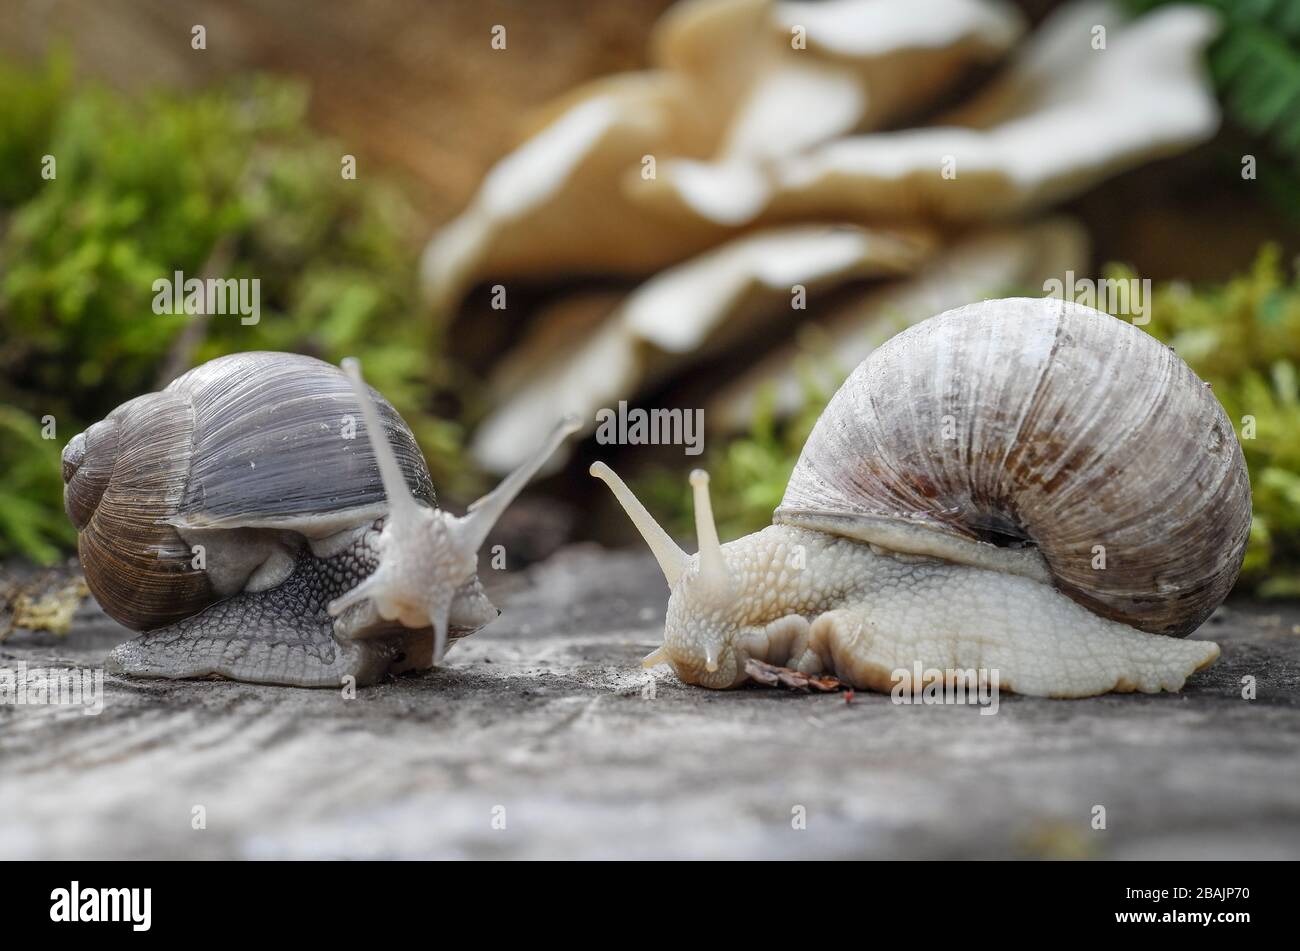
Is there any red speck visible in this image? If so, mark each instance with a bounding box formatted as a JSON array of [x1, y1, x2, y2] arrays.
[[844, 689, 855, 705]]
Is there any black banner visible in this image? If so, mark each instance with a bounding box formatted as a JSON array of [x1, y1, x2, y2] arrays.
[[2, 860, 1273, 937]]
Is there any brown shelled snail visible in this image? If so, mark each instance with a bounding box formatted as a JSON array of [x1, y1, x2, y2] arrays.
[[62, 351, 577, 687], [592, 297, 1252, 698]]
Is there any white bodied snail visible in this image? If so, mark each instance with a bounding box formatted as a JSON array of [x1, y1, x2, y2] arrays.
[[62, 351, 578, 687], [591, 298, 1252, 698]]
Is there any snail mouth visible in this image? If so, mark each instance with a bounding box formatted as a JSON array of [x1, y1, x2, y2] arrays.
[[663, 640, 743, 688], [689, 659, 745, 689]]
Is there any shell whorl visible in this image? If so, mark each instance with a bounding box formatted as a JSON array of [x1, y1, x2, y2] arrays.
[[65, 390, 213, 630], [62, 351, 436, 631], [776, 297, 1252, 637], [62, 416, 119, 531]]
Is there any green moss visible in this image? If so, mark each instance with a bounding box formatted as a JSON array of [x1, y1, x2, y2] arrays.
[[642, 360, 838, 544], [0, 407, 76, 564], [0, 58, 465, 563], [645, 247, 1300, 597], [1124, 0, 1300, 216]]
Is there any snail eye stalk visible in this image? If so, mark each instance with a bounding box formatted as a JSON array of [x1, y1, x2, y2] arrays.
[[688, 469, 734, 603], [341, 357, 423, 523], [337, 357, 578, 665], [460, 415, 582, 554], [589, 461, 688, 587]]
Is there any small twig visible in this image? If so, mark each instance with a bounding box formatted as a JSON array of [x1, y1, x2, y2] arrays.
[[744, 657, 844, 692]]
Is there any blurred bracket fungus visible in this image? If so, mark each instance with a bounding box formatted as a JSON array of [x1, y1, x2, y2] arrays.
[[710, 217, 1091, 429], [422, 0, 1027, 313], [422, 72, 705, 315], [472, 223, 936, 473], [426, 0, 1226, 482], [654, 0, 1026, 153], [636, 0, 1223, 226]]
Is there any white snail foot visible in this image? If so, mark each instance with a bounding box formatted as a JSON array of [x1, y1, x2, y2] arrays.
[[785, 569, 1222, 698]]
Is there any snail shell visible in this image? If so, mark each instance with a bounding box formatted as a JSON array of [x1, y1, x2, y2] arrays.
[[776, 297, 1252, 637], [62, 351, 433, 631]]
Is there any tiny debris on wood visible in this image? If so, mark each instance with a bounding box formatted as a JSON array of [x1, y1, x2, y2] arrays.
[[1, 547, 1298, 860], [0, 571, 89, 640], [744, 657, 844, 692]]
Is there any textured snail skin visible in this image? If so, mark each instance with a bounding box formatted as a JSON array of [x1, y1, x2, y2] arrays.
[[594, 297, 1249, 698], [659, 526, 1218, 697], [106, 522, 494, 687]]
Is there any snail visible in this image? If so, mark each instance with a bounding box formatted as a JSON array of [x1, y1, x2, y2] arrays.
[[62, 351, 578, 687], [591, 297, 1252, 698]]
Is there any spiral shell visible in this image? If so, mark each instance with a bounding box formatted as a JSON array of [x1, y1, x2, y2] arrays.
[[63, 351, 434, 631], [776, 297, 1251, 637]]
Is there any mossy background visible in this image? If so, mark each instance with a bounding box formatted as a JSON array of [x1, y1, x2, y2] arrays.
[[0, 56, 468, 563]]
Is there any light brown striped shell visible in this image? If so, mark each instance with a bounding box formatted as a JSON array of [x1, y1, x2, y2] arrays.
[[776, 297, 1252, 637]]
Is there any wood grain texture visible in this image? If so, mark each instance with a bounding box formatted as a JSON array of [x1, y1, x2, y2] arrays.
[[2, 546, 1298, 859]]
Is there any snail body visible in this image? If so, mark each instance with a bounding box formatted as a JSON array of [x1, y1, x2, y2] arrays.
[[592, 298, 1251, 697], [63, 351, 577, 687]]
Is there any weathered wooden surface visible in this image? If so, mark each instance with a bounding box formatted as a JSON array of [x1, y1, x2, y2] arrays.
[[2, 546, 1299, 860]]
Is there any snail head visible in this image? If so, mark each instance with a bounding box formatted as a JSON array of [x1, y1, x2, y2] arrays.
[[590, 461, 749, 687], [328, 358, 578, 666]]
